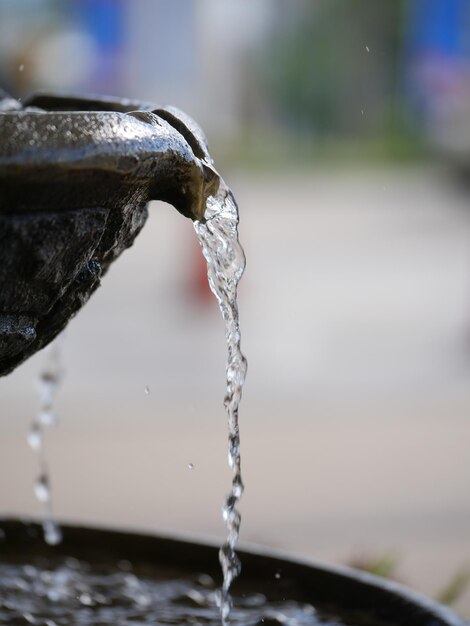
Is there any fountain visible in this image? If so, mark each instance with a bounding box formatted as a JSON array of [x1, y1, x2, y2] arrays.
[[0, 90, 465, 626], [0, 89, 218, 376]]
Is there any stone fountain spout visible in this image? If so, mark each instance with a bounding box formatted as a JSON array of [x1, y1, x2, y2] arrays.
[[0, 90, 220, 376]]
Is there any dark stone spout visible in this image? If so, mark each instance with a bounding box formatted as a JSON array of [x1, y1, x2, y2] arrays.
[[0, 90, 220, 376]]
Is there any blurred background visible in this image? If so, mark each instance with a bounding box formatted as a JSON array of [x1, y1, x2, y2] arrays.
[[1, 0, 470, 617]]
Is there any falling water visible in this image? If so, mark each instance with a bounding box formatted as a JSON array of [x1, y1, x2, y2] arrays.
[[194, 182, 247, 625], [28, 338, 64, 545]]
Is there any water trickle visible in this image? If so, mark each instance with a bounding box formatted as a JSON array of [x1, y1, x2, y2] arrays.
[[194, 181, 247, 625], [34, 474, 50, 503], [27, 423, 42, 450], [29, 338, 64, 546]]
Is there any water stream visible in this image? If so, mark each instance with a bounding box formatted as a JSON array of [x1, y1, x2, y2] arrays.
[[27, 339, 63, 546], [194, 182, 248, 625]]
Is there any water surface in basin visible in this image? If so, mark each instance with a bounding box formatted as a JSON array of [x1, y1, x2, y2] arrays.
[[0, 555, 391, 626]]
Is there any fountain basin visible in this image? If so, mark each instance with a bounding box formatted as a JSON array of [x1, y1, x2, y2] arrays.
[[0, 519, 464, 626]]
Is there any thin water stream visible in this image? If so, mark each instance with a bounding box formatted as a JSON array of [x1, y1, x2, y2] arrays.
[[194, 182, 248, 625], [27, 339, 63, 546]]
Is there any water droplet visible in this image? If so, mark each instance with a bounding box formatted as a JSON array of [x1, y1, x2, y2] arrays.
[[18, 64, 24, 72], [144, 385, 150, 395], [79, 592, 94, 606], [365, 45, 370, 52], [361, 109, 364, 116], [35, 376, 56, 407], [44, 520, 62, 545], [37, 409, 58, 427], [275, 571, 281, 579], [187, 463, 194, 470], [34, 475, 49, 503], [27, 423, 42, 450]]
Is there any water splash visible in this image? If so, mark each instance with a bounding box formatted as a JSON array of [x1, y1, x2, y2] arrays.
[[194, 182, 247, 625], [28, 338, 64, 545]]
